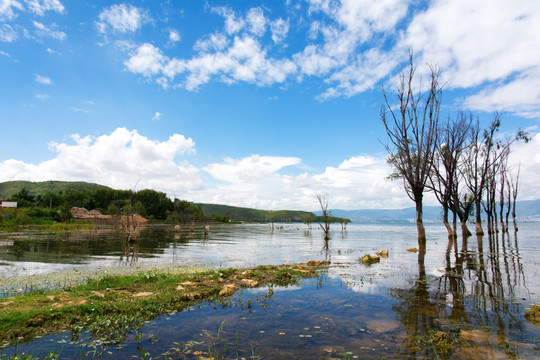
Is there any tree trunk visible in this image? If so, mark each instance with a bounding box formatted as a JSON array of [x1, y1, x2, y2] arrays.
[[461, 220, 472, 238], [442, 206, 456, 239], [475, 199, 484, 235], [416, 199, 426, 242]]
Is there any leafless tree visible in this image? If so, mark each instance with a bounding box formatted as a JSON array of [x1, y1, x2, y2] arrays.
[[428, 112, 471, 239], [462, 115, 503, 235], [317, 194, 331, 240], [381, 51, 443, 242], [510, 165, 521, 232]]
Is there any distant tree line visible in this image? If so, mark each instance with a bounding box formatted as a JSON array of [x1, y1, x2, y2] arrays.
[[6, 187, 227, 223]]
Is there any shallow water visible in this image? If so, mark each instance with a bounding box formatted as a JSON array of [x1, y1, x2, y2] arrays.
[[2, 222, 540, 359]]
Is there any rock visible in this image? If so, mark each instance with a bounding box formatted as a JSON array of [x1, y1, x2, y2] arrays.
[[306, 260, 331, 266], [175, 285, 185, 291], [179, 281, 197, 286], [91, 291, 105, 298], [240, 279, 259, 287], [219, 284, 238, 296], [359, 254, 380, 265], [376, 249, 389, 257], [132, 292, 154, 298], [407, 248, 419, 253], [366, 319, 399, 333], [525, 304, 540, 325]]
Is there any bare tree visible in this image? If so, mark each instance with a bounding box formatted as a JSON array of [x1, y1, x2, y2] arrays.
[[462, 114, 528, 235], [462, 115, 502, 235], [381, 51, 443, 242], [428, 112, 471, 239], [510, 165, 521, 232], [317, 194, 331, 240]]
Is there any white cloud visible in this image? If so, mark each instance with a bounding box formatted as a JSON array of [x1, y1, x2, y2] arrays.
[[464, 68, 540, 119], [318, 48, 399, 99], [124, 43, 167, 77], [118, 0, 540, 119], [126, 36, 297, 90], [46, 47, 61, 55], [0, 0, 23, 20], [1, 127, 537, 210], [25, 0, 64, 16], [33, 20, 66, 40], [204, 155, 301, 184], [246, 7, 266, 37], [168, 28, 180, 43], [35, 93, 49, 99], [0, 128, 202, 196], [152, 111, 161, 122], [0, 24, 17, 42], [508, 132, 540, 201], [211, 6, 245, 35], [400, 0, 540, 116], [193, 33, 228, 53], [192, 153, 413, 210], [270, 18, 289, 44], [97, 4, 149, 34], [34, 74, 52, 84]]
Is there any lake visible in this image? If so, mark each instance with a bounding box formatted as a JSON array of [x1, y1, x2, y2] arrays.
[[1, 222, 539, 359]]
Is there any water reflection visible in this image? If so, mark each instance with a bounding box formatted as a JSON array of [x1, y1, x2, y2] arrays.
[[119, 238, 139, 266], [390, 230, 537, 358]]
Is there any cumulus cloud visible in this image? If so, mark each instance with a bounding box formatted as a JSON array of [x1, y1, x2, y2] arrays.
[[211, 6, 245, 35], [204, 155, 301, 184], [1, 127, 537, 210], [270, 18, 289, 44], [126, 35, 297, 90], [508, 131, 540, 201], [152, 111, 161, 122], [168, 28, 180, 43], [401, 0, 540, 116], [0, 128, 202, 196], [34, 74, 52, 84], [124, 43, 166, 77], [118, 1, 540, 120], [96, 4, 149, 34], [190, 153, 413, 210]]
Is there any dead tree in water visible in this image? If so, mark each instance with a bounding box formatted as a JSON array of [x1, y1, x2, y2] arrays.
[[381, 51, 442, 243], [510, 166, 521, 232], [428, 112, 471, 239], [317, 194, 331, 240]]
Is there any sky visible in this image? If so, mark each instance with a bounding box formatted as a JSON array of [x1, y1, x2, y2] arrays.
[[1, 0, 539, 211]]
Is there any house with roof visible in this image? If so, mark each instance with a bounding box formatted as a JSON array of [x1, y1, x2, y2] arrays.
[[0, 195, 17, 208]]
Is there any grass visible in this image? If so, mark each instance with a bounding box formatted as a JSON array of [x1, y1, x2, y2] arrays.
[[0, 261, 330, 347]]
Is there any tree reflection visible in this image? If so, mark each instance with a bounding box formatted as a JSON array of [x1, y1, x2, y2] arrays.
[[120, 237, 138, 266], [390, 231, 530, 358]]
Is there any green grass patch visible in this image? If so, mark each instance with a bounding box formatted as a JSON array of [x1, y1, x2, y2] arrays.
[[0, 261, 329, 347]]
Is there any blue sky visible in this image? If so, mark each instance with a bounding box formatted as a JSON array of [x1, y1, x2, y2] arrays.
[[1, 0, 539, 210]]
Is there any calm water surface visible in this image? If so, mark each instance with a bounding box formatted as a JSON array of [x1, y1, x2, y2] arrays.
[[1, 222, 540, 359]]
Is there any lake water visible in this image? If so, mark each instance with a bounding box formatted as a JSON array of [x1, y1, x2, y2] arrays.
[[1, 222, 540, 359]]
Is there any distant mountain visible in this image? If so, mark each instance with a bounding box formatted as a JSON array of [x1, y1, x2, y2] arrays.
[[0, 180, 110, 198], [328, 199, 540, 222]]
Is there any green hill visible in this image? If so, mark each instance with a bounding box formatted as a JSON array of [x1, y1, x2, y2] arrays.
[[199, 203, 314, 222], [0, 180, 110, 198]]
